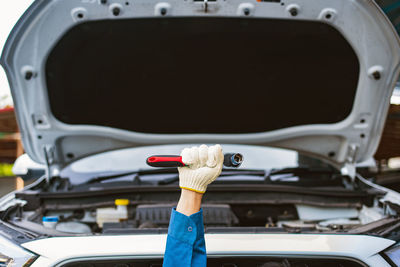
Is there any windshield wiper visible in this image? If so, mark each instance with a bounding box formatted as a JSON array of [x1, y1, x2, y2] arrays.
[[158, 169, 266, 185], [84, 168, 179, 184], [84, 166, 338, 185], [84, 168, 266, 185], [266, 166, 338, 176], [157, 168, 337, 185]]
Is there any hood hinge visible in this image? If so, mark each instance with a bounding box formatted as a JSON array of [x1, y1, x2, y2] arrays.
[[341, 144, 359, 181]]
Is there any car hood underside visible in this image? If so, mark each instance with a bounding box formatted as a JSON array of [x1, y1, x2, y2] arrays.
[[1, 0, 400, 169]]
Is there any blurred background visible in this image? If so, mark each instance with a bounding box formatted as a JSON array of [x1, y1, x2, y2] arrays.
[[0, 0, 34, 196]]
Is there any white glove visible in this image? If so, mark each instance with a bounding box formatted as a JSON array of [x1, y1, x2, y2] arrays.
[[178, 144, 224, 193]]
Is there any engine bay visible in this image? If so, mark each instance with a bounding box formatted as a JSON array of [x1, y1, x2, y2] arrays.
[[31, 202, 385, 235], [2, 175, 394, 238]]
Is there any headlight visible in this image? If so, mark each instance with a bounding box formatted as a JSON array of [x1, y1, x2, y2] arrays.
[[0, 235, 36, 266]]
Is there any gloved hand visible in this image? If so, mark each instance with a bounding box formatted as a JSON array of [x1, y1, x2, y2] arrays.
[[178, 144, 224, 194]]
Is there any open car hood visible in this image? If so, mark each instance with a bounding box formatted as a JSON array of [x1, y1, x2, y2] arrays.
[[1, 0, 400, 170]]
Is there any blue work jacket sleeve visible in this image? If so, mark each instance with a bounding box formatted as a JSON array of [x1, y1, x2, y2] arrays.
[[163, 208, 206, 267]]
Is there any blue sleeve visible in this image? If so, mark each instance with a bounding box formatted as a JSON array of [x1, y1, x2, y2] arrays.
[[163, 208, 206, 267]]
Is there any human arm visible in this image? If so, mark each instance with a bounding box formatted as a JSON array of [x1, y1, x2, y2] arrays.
[[176, 189, 203, 216], [163, 189, 206, 267], [162, 145, 223, 267]]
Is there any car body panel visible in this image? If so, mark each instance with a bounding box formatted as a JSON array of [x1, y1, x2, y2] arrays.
[[22, 234, 394, 266], [1, 0, 400, 170]]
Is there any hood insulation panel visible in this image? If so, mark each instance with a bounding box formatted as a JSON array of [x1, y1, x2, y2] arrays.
[[45, 17, 359, 134]]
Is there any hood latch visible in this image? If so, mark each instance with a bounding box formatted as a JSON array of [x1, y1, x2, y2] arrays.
[[194, 0, 217, 13]]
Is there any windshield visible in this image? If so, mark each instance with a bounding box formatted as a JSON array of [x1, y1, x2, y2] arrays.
[[60, 144, 334, 185]]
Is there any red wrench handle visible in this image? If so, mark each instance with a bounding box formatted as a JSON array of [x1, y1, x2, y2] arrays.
[[146, 155, 186, 167], [147, 153, 243, 168]]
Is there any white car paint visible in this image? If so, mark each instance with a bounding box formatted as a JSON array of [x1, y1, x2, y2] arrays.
[[23, 234, 394, 266]]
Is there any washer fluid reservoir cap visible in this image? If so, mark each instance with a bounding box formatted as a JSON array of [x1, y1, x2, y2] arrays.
[[42, 216, 59, 222], [115, 199, 129, 206]]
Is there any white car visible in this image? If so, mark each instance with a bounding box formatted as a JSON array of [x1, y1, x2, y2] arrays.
[[1, 0, 400, 266]]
